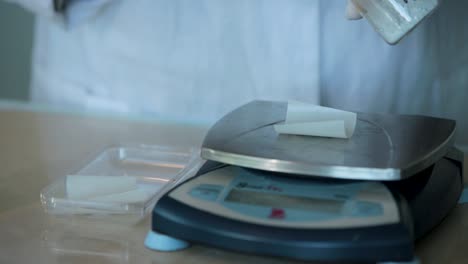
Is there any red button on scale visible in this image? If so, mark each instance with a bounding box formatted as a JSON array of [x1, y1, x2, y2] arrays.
[[269, 208, 285, 219]]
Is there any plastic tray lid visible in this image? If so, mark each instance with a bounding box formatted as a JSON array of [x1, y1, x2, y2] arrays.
[[201, 100, 459, 181], [40, 145, 204, 224]]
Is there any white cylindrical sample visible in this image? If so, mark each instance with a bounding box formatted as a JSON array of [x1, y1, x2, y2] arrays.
[[275, 120, 349, 138], [274, 101, 357, 138]]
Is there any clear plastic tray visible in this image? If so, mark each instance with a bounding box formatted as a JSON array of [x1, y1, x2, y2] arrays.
[[40, 145, 204, 224]]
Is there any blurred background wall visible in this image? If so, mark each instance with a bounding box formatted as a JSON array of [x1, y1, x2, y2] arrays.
[[0, 1, 34, 101]]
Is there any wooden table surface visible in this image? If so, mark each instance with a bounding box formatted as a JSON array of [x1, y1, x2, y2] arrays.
[[0, 109, 467, 264]]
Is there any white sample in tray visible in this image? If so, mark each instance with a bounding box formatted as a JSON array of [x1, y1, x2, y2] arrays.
[[89, 188, 152, 203], [66, 175, 139, 200]]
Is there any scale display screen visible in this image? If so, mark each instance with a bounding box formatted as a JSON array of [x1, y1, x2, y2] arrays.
[[225, 189, 344, 214]]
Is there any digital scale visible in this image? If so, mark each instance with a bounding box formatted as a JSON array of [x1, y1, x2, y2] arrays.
[[145, 101, 463, 263]]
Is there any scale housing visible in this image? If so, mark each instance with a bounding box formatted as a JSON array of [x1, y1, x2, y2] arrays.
[[148, 101, 463, 263]]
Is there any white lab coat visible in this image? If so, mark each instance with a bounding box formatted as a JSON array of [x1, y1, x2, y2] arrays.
[[26, 0, 321, 123], [7, 0, 468, 149]]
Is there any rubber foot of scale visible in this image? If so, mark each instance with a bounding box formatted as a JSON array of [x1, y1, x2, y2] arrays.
[[144, 231, 190, 251], [378, 257, 420, 264]]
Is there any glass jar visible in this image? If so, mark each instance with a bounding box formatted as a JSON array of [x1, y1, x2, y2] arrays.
[[351, 0, 440, 44]]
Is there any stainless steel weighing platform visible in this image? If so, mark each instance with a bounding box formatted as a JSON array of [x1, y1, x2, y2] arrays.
[[202, 100, 460, 181]]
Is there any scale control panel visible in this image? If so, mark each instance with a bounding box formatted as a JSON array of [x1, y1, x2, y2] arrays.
[[170, 166, 400, 229]]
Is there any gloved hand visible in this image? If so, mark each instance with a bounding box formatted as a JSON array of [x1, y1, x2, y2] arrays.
[[4, 0, 114, 28], [4, 0, 56, 17], [64, 0, 114, 28], [345, 0, 363, 20]]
